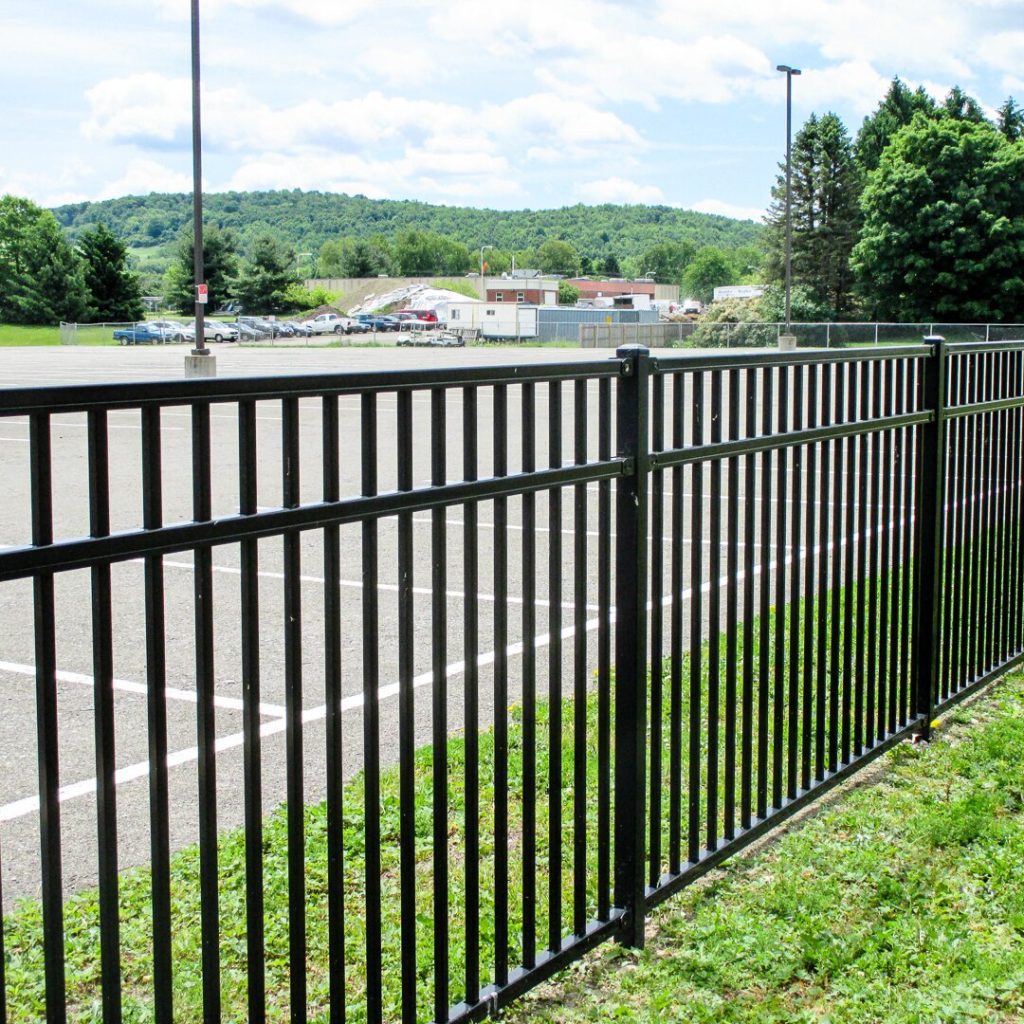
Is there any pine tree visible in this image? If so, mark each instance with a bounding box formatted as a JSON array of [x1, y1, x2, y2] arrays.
[[79, 224, 144, 321], [765, 113, 862, 317], [234, 234, 299, 314], [164, 226, 239, 314], [856, 78, 937, 172], [997, 97, 1024, 142], [0, 196, 88, 324]]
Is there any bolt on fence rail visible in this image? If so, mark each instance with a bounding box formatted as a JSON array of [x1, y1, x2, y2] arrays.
[[0, 339, 1022, 1022]]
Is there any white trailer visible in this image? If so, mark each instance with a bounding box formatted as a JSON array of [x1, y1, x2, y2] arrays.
[[446, 302, 539, 340]]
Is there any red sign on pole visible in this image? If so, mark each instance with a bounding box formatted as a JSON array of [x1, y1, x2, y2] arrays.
[[196, 283, 209, 304]]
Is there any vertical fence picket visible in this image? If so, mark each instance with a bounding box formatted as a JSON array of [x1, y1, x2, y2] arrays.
[[87, 408, 121, 1024]]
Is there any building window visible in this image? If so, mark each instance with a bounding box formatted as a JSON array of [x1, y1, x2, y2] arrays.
[[486, 309, 496, 316], [495, 292, 504, 302], [516, 292, 525, 302], [451, 308, 460, 320]]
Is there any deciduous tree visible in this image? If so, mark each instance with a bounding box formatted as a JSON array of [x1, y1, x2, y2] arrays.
[[681, 247, 738, 304], [537, 238, 580, 277], [852, 114, 1024, 321]]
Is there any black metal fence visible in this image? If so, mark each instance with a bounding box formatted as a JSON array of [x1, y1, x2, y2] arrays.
[[0, 340, 1021, 1023]]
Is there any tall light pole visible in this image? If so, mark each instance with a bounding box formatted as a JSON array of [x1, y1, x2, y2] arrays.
[[776, 64, 801, 341], [188, 0, 214, 373]]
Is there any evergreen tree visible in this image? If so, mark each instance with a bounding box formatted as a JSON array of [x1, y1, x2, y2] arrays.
[[997, 97, 1024, 143], [164, 226, 239, 314], [852, 115, 1024, 321], [943, 86, 987, 123], [0, 196, 88, 324], [765, 113, 862, 317], [78, 224, 144, 321], [856, 78, 937, 172], [234, 234, 299, 314]]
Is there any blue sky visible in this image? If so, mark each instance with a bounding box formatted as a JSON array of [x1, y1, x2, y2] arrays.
[[3, 0, 1023, 222]]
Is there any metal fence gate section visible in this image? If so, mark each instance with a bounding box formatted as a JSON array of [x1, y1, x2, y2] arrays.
[[0, 341, 1022, 1023]]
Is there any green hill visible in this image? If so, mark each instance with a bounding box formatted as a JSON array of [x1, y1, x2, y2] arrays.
[[51, 189, 762, 276]]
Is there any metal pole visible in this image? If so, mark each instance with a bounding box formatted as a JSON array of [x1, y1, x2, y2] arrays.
[[776, 65, 801, 339], [191, 0, 208, 357], [613, 343, 650, 948], [914, 337, 947, 741]]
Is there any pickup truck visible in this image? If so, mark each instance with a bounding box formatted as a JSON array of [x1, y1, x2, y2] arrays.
[[112, 322, 171, 345], [304, 313, 362, 335]]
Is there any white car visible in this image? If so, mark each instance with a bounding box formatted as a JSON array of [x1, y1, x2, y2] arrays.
[[305, 313, 361, 335], [186, 320, 240, 343]]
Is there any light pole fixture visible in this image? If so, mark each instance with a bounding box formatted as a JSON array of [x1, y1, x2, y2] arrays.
[[479, 244, 494, 280], [776, 63, 801, 341]]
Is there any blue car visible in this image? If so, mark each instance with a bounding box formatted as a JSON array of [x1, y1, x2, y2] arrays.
[[112, 322, 172, 345]]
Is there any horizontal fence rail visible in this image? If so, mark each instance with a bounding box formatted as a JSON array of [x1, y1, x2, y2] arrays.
[[0, 340, 1022, 1022]]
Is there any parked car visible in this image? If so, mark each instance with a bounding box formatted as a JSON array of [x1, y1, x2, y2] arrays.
[[281, 320, 313, 337], [112, 322, 171, 345], [238, 317, 286, 338], [185, 320, 240, 343], [396, 308, 439, 324], [234, 321, 268, 341], [147, 320, 189, 342], [355, 313, 401, 332], [304, 312, 364, 335]]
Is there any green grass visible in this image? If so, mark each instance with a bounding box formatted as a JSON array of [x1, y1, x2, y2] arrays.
[[505, 674, 1024, 1024], [0, 324, 65, 346]]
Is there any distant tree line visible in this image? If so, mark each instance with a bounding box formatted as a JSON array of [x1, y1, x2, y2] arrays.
[[763, 80, 1024, 322], [51, 189, 763, 291]]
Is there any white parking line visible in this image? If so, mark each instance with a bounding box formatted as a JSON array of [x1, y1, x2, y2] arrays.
[[0, 661, 287, 718]]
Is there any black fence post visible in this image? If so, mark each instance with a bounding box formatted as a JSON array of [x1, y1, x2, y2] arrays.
[[614, 344, 650, 948], [914, 337, 947, 737]]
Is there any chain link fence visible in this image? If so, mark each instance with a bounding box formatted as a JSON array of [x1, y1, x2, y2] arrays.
[[680, 321, 1024, 348]]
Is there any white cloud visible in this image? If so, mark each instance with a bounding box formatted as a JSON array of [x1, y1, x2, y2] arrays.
[[82, 74, 191, 145], [794, 62, 894, 117], [689, 198, 765, 222], [575, 177, 667, 204], [976, 30, 1024, 75], [96, 158, 193, 199]]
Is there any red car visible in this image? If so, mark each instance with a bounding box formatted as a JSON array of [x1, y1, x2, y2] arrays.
[[395, 308, 439, 323]]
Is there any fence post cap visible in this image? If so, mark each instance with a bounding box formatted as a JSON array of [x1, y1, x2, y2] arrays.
[[923, 334, 945, 343]]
